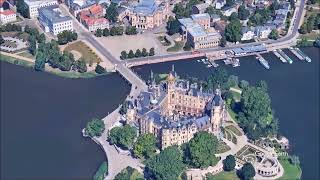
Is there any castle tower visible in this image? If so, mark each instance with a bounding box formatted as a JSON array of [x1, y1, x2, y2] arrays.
[[209, 89, 223, 134], [166, 65, 176, 116]]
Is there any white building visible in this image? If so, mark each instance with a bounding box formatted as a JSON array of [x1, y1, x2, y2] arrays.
[[241, 27, 255, 41], [38, 5, 74, 36], [0, 8, 16, 25], [255, 26, 272, 39], [24, 0, 58, 19]]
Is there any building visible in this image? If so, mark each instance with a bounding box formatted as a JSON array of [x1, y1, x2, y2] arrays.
[[66, 0, 103, 16], [78, 4, 109, 31], [39, 5, 73, 35], [127, 0, 170, 30], [24, 0, 58, 19], [215, 0, 226, 9], [179, 14, 221, 50], [241, 27, 255, 41], [255, 25, 272, 39], [221, 5, 238, 17], [126, 68, 227, 149], [0, 8, 16, 25]]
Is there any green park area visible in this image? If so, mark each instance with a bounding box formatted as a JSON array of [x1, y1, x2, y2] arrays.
[[167, 41, 184, 52], [64, 41, 101, 65], [277, 158, 302, 180], [209, 171, 240, 180]]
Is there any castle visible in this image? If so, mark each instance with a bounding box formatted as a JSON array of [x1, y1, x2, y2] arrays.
[[126, 66, 227, 149]]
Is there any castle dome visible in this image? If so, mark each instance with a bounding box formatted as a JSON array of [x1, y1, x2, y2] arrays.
[[167, 71, 175, 82]]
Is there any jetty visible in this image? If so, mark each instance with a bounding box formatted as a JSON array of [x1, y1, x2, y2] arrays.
[[207, 55, 219, 68], [256, 54, 270, 70], [289, 47, 304, 60], [295, 48, 312, 62], [273, 50, 287, 63], [278, 49, 293, 64]]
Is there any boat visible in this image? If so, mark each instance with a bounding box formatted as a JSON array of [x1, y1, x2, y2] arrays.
[[223, 58, 233, 65], [197, 59, 201, 62], [231, 58, 240, 67], [207, 64, 212, 68], [256, 56, 270, 70], [295, 48, 312, 62], [278, 49, 293, 64]]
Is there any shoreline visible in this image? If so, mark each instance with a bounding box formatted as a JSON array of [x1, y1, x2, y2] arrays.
[[0, 54, 111, 79]]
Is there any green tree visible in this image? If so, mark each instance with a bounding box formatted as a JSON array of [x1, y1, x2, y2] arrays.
[[57, 30, 77, 45], [145, 146, 186, 180], [206, 67, 229, 91], [133, 134, 157, 159], [0, 35, 5, 45], [238, 5, 250, 20], [115, 166, 143, 180], [226, 0, 235, 6], [167, 16, 180, 35], [239, 163, 255, 180], [173, 3, 188, 19], [108, 124, 137, 149], [93, 161, 108, 180], [229, 12, 239, 21], [225, 19, 242, 42], [120, 50, 128, 60], [183, 41, 192, 51], [95, 29, 103, 37], [38, 33, 46, 43], [85, 118, 105, 137], [142, 48, 148, 57], [227, 75, 239, 88], [125, 26, 138, 35], [223, 155, 236, 171], [34, 51, 46, 71], [268, 29, 279, 40], [149, 47, 155, 56], [74, 58, 87, 73], [28, 35, 37, 56], [205, 173, 215, 180], [220, 35, 227, 47], [16, 0, 29, 18], [103, 28, 110, 36], [205, 6, 223, 17], [95, 64, 106, 74], [135, 49, 142, 57], [184, 131, 219, 168], [105, 3, 119, 23], [239, 80, 249, 89], [128, 50, 135, 58]]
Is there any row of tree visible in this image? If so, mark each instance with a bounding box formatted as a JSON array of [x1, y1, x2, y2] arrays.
[[95, 26, 138, 37], [57, 30, 78, 45], [120, 48, 155, 60]]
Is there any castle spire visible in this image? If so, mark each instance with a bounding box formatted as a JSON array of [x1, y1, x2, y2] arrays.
[[172, 64, 175, 72], [150, 70, 154, 80]]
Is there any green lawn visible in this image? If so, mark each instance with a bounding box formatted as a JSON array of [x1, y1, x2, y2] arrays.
[[216, 141, 231, 154], [64, 41, 102, 64], [225, 125, 242, 136], [210, 171, 240, 180], [17, 51, 35, 59], [167, 41, 184, 52], [0, 54, 34, 67], [277, 159, 302, 180], [227, 108, 238, 122]]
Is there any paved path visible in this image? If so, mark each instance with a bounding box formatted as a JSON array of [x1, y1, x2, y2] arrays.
[[1, 51, 34, 62]]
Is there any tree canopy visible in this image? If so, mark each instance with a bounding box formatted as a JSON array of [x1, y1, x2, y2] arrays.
[[115, 166, 144, 180], [93, 161, 108, 180], [239, 163, 255, 180], [183, 131, 219, 168], [268, 29, 279, 40], [133, 134, 157, 159], [109, 124, 137, 149], [238, 5, 250, 20], [57, 30, 77, 45], [167, 16, 181, 35], [206, 68, 229, 91], [223, 155, 236, 171], [225, 19, 242, 42], [85, 118, 105, 137], [105, 3, 119, 23], [145, 146, 186, 180]]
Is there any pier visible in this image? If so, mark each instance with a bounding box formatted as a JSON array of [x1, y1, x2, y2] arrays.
[[273, 50, 287, 63], [278, 49, 293, 64], [295, 48, 312, 62], [256, 54, 270, 69], [289, 48, 304, 60]]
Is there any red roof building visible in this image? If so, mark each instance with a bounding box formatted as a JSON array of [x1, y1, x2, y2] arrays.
[[78, 4, 109, 32], [0, 8, 16, 25]]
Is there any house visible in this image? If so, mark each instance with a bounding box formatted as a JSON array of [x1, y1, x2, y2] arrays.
[[66, 0, 100, 16], [241, 27, 255, 41], [24, 0, 58, 19], [78, 4, 109, 31], [38, 5, 73, 35], [192, 3, 209, 14], [214, 20, 227, 34], [221, 5, 237, 17], [210, 14, 221, 26], [215, 0, 226, 9], [255, 25, 273, 39], [191, 13, 210, 29], [0, 7, 16, 25]]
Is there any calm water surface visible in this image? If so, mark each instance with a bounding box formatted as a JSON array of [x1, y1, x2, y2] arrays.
[[133, 47, 320, 180], [0, 62, 130, 179]]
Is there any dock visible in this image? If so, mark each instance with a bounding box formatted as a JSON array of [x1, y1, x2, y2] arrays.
[[207, 55, 219, 68], [256, 54, 270, 69], [278, 49, 293, 64], [289, 47, 304, 60], [273, 50, 287, 63], [295, 48, 312, 62]]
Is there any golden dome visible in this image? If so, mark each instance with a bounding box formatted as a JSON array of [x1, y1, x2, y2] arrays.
[[167, 72, 175, 82]]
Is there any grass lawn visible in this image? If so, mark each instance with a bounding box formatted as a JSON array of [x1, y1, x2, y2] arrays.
[[227, 108, 238, 122], [216, 141, 231, 154], [298, 32, 319, 41], [167, 41, 184, 52], [231, 91, 241, 102], [225, 125, 242, 136], [210, 171, 240, 180], [277, 158, 302, 180], [0, 54, 34, 67], [17, 51, 35, 59], [64, 41, 101, 64]]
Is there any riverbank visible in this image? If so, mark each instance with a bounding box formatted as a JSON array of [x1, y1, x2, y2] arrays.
[[0, 54, 110, 79]]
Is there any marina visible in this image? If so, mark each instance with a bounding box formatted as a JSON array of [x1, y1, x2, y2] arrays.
[[278, 49, 293, 64], [273, 50, 287, 63], [256, 54, 270, 70], [289, 47, 304, 60], [295, 48, 312, 62], [223, 57, 240, 67]]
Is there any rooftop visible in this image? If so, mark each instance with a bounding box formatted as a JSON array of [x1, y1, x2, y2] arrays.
[[191, 13, 210, 21], [133, 0, 158, 16], [39, 5, 72, 23]]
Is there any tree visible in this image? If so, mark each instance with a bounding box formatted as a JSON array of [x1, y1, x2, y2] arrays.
[[133, 134, 156, 159], [105, 3, 119, 23], [38, 33, 46, 43], [205, 6, 223, 17], [299, 23, 308, 34], [34, 51, 46, 71], [290, 0, 295, 9], [239, 80, 249, 89], [239, 163, 255, 180], [128, 50, 135, 58], [125, 26, 138, 35], [95, 64, 106, 74], [16, 0, 29, 18], [173, 3, 188, 19], [149, 47, 155, 56], [223, 155, 236, 171], [184, 131, 219, 168], [145, 146, 186, 180], [167, 16, 180, 35], [205, 173, 215, 180], [135, 49, 142, 57], [119, 101, 129, 115], [28, 35, 37, 56], [74, 58, 87, 73], [229, 12, 239, 21], [120, 50, 128, 60], [85, 118, 105, 137], [142, 48, 148, 57], [93, 161, 108, 180], [183, 41, 192, 51], [57, 30, 77, 45], [289, 155, 300, 166], [268, 29, 279, 40], [115, 166, 143, 180], [226, 0, 235, 7], [220, 35, 227, 47], [225, 19, 242, 42], [95, 29, 103, 37], [227, 75, 239, 88], [110, 26, 124, 36], [108, 124, 137, 149], [238, 5, 250, 20], [206, 68, 229, 91], [0, 35, 5, 45], [103, 28, 110, 36], [314, 37, 320, 48]]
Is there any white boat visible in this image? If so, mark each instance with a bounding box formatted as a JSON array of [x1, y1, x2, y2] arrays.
[[207, 64, 212, 68]]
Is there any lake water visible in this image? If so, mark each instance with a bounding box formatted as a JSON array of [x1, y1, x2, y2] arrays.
[[132, 47, 320, 180], [0, 62, 130, 179]]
